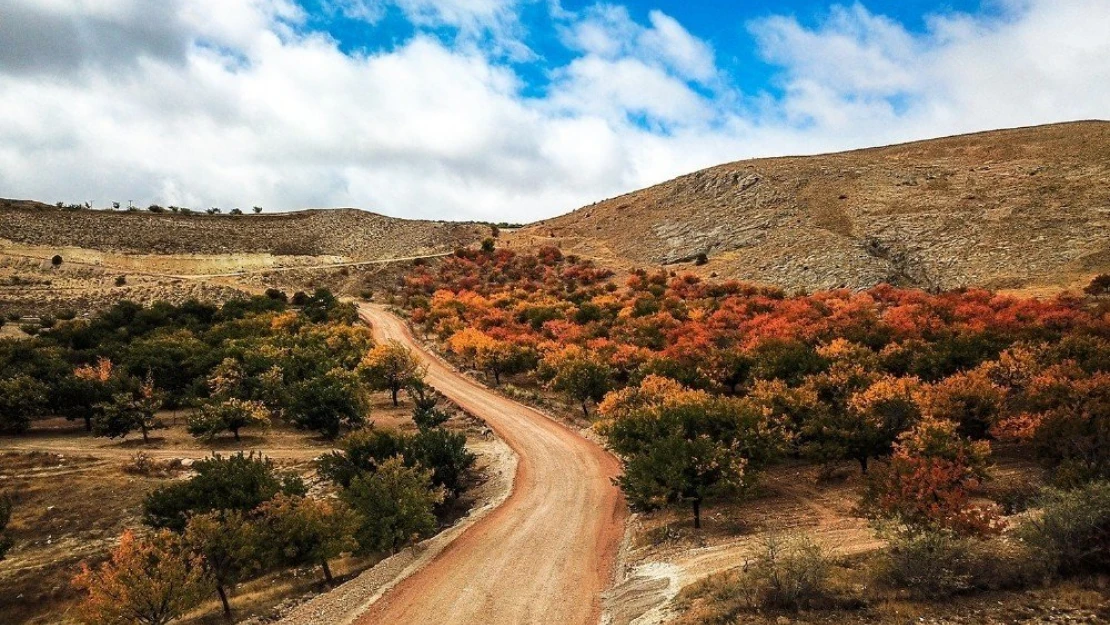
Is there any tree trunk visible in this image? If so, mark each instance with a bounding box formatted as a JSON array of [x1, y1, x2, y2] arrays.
[[581, 401, 590, 418], [391, 386, 400, 406], [692, 498, 702, 529], [321, 559, 334, 585], [216, 584, 232, 620], [858, 456, 869, 475], [493, 370, 501, 386], [232, 427, 240, 442], [84, 415, 92, 432], [141, 425, 149, 443]]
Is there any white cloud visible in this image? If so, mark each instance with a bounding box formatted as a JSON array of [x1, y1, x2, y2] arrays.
[[0, 0, 1108, 223]]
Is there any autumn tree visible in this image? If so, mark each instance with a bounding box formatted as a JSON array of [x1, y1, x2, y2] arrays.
[[342, 457, 443, 554], [997, 372, 1110, 485], [188, 398, 270, 442], [863, 418, 1002, 536], [447, 328, 531, 386], [92, 376, 165, 443], [360, 341, 424, 406], [542, 346, 613, 417], [144, 452, 306, 532], [184, 511, 264, 619], [921, 370, 1005, 439], [73, 530, 209, 625], [257, 494, 359, 585]]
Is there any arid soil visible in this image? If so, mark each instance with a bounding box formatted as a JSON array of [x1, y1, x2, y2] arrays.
[[351, 305, 627, 625], [0, 202, 487, 259], [512, 121, 1110, 293]]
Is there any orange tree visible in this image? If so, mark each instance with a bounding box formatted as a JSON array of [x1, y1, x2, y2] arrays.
[[863, 418, 1002, 536], [360, 341, 424, 406], [73, 529, 209, 625]]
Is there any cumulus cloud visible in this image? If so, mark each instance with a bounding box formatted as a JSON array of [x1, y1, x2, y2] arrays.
[[0, 0, 1107, 222]]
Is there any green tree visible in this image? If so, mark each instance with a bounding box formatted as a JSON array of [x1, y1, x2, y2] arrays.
[[599, 389, 785, 528], [93, 377, 165, 443], [318, 427, 474, 496], [544, 347, 613, 417], [407, 380, 450, 431], [360, 341, 424, 406], [73, 530, 209, 625], [257, 494, 359, 585], [183, 511, 263, 619], [0, 375, 48, 434], [187, 398, 270, 442], [143, 452, 306, 532], [287, 369, 367, 438], [405, 428, 475, 497], [342, 457, 443, 554]]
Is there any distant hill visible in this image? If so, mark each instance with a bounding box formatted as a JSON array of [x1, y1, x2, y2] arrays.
[[0, 200, 488, 260], [512, 121, 1110, 292]]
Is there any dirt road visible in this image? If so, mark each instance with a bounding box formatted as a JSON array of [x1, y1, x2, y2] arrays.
[[355, 305, 626, 625]]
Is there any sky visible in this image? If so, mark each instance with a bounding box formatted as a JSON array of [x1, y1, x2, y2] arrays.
[[1, 1, 1108, 222]]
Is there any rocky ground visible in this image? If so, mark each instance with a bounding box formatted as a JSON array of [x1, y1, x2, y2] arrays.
[[515, 121, 1110, 293]]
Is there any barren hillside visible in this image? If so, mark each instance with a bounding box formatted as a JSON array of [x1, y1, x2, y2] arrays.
[[0, 201, 487, 259], [512, 121, 1110, 292]]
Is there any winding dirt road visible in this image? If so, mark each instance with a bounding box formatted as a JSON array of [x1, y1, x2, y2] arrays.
[[355, 304, 627, 625]]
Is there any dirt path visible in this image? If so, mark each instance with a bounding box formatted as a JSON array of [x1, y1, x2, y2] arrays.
[[353, 305, 627, 625]]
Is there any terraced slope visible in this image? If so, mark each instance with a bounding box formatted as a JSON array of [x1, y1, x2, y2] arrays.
[[513, 121, 1110, 292], [0, 201, 487, 259]]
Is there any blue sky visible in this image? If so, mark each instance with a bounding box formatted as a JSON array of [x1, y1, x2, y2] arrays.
[[1, 0, 1108, 221]]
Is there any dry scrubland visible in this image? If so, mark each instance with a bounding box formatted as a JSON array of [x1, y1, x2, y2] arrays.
[[515, 121, 1110, 293]]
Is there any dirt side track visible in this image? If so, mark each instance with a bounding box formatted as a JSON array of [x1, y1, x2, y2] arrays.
[[354, 305, 627, 625]]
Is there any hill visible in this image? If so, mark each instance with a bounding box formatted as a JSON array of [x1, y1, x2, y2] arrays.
[[512, 121, 1110, 292], [0, 201, 488, 260]]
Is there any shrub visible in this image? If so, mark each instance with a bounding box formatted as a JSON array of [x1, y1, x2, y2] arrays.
[[694, 253, 709, 266], [51, 254, 63, 266], [739, 535, 835, 610], [882, 530, 975, 598], [1019, 481, 1110, 577], [1084, 274, 1110, 296], [882, 529, 1043, 598], [114, 275, 127, 287]]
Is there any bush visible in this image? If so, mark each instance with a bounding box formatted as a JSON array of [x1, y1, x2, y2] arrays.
[[114, 276, 127, 287], [694, 253, 709, 266], [1084, 274, 1110, 296], [881, 529, 1041, 599], [738, 535, 835, 610], [1019, 481, 1110, 577], [882, 530, 975, 598]]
